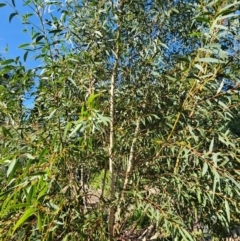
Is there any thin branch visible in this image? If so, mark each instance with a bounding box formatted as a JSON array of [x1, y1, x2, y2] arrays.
[[122, 116, 141, 190]]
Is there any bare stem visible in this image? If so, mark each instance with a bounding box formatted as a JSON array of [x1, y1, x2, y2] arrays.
[[108, 2, 124, 239], [123, 116, 141, 190], [114, 117, 141, 231], [108, 59, 118, 240]]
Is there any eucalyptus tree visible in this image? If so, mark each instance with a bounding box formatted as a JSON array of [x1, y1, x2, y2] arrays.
[[0, 0, 240, 240]]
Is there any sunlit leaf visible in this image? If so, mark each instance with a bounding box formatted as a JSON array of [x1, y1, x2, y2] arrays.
[[198, 57, 224, 63], [13, 207, 37, 232], [209, 138, 214, 153], [202, 162, 208, 176], [18, 43, 30, 48], [37, 212, 43, 231], [7, 159, 18, 178], [1, 59, 15, 65]]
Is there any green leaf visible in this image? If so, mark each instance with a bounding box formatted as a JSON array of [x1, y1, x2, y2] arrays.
[[37, 182, 48, 200], [96, 114, 110, 126], [13, 207, 37, 232], [194, 64, 204, 73], [26, 186, 34, 203], [1, 59, 15, 65], [69, 123, 84, 137], [35, 35, 45, 42], [179, 227, 194, 241], [195, 17, 210, 24], [9, 12, 18, 23], [225, 199, 230, 222], [212, 153, 218, 167], [63, 122, 71, 142], [1, 126, 13, 137], [217, 79, 224, 94], [23, 51, 28, 62], [87, 92, 101, 108], [226, 176, 240, 190], [4, 203, 32, 211], [18, 43, 30, 48], [31, 32, 40, 40], [49, 29, 63, 34], [46, 109, 57, 120], [212, 169, 220, 200], [11, 0, 15, 7], [38, 148, 49, 161], [202, 162, 208, 176], [24, 153, 35, 159], [0, 3, 6, 7], [7, 159, 18, 178], [219, 2, 240, 13], [27, 172, 46, 177], [37, 212, 43, 231], [188, 125, 198, 142], [217, 13, 239, 21], [198, 57, 224, 63], [218, 101, 228, 110], [209, 138, 214, 153]]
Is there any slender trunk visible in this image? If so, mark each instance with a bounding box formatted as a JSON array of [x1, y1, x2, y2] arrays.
[[108, 2, 124, 239], [123, 116, 141, 190], [114, 117, 141, 229], [108, 60, 118, 240]]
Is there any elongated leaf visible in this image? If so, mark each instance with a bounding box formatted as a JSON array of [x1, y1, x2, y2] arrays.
[[69, 123, 83, 137], [13, 207, 37, 232], [5, 203, 32, 211], [198, 57, 224, 63], [202, 162, 208, 176], [26, 186, 34, 203], [209, 138, 214, 153], [216, 9, 235, 18], [37, 212, 43, 231], [37, 183, 48, 200], [7, 159, 18, 177], [1, 59, 15, 65], [87, 93, 101, 107], [179, 227, 194, 241], [46, 109, 57, 120], [35, 35, 45, 42], [212, 169, 219, 200], [219, 2, 240, 13], [0, 3, 6, 7], [218, 101, 228, 109], [49, 29, 63, 34], [24, 153, 35, 159], [18, 43, 30, 48], [194, 64, 204, 73], [9, 12, 18, 23], [63, 122, 71, 142], [23, 51, 28, 62], [217, 79, 224, 94], [226, 176, 240, 190], [195, 17, 210, 23], [217, 13, 239, 21], [32, 32, 41, 40], [225, 199, 230, 222]]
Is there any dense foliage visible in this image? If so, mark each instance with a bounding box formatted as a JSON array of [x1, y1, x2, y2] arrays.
[[0, 0, 240, 240]]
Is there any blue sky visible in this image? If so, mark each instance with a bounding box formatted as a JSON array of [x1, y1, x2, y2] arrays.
[[0, 2, 42, 108], [0, 2, 40, 69]]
